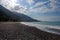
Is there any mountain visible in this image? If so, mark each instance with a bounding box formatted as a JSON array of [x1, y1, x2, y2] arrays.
[[0, 5, 39, 22]]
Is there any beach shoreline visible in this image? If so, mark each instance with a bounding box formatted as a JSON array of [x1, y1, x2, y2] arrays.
[[21, 22, 60, 35], [0, 22, 60, 40]]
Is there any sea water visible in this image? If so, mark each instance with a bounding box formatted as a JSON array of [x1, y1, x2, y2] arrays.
[[21, 22, 60, 35], [33, 22, 60, 26]]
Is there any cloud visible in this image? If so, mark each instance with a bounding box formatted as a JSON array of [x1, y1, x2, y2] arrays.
[[27, 0, 60, 14], [0, 0, 17, 10], [13, 4, 27, 13], [28, 5, 53, 13], [0, 0, 27, 13], [0, 0, 60, 14], [49, 0, 60, 10], [32, 1, 49, 8], [26, 0, 34, 5], [32, 16, 60, 21], [26, 1, 53, 13], [0, 0, 29, 14]]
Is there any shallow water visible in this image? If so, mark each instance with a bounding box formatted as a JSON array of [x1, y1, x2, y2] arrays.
[[21, 22, 60, 35]]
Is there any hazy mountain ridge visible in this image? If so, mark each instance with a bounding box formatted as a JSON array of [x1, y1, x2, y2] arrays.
[[0, 5, 39, 22]]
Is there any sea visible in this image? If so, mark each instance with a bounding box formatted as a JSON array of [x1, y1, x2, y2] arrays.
[[21, 22, 60, 35]]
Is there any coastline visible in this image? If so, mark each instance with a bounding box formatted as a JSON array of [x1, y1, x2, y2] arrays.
[[0, 22, 60, 40], [21, 22, 60, 35]]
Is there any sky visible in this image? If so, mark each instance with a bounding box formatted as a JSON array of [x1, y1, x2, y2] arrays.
[[0, 0, 60, 21]]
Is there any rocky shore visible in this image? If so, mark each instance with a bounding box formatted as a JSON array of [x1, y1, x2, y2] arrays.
[[0, 22, 60, 40]]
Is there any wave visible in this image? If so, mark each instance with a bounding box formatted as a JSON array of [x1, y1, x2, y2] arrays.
[[21, 22, 60, 35]]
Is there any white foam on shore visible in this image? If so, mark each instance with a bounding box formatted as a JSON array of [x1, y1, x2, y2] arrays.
[[20, 22, 60, 35], [21, 22, 60, 29]]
